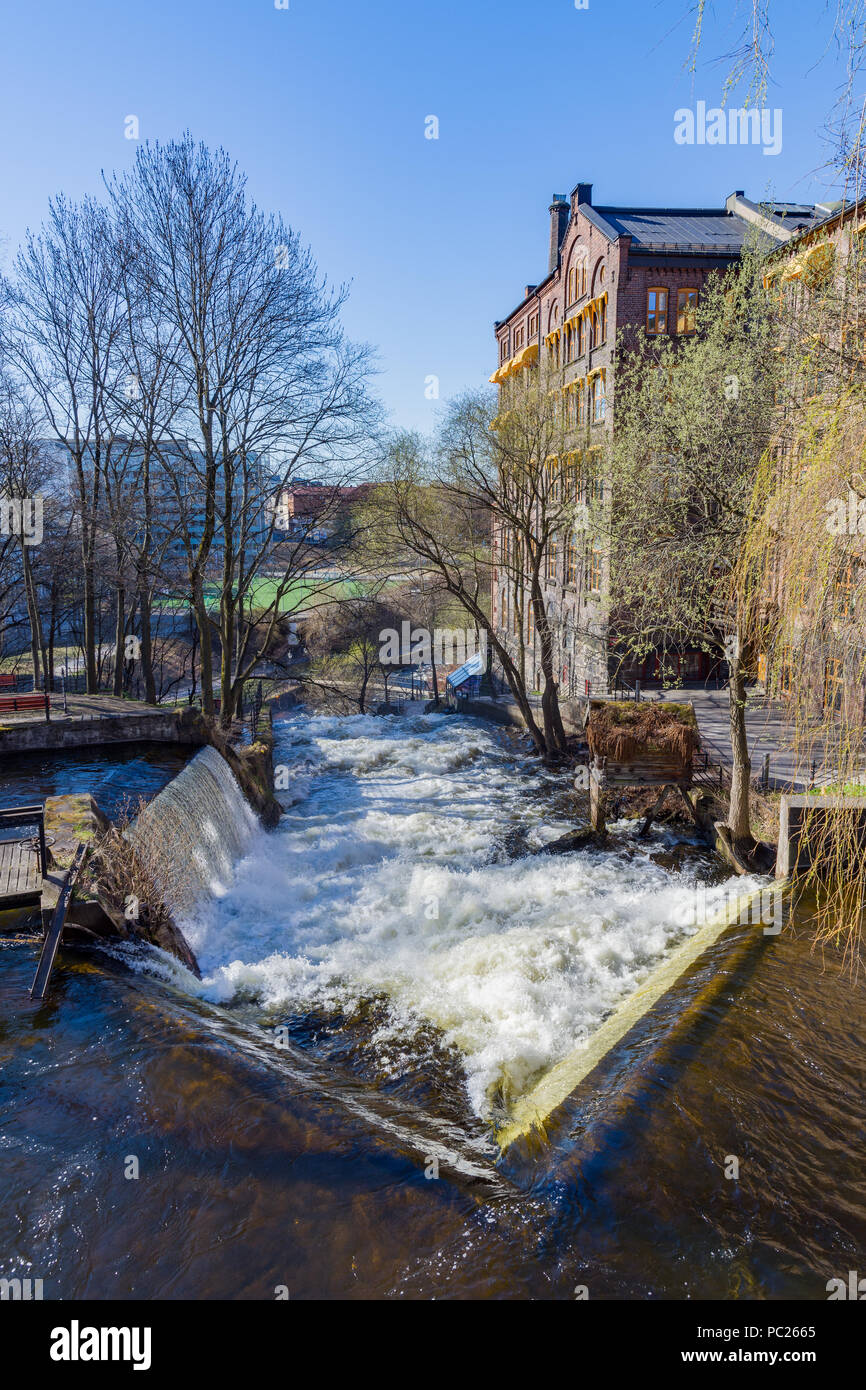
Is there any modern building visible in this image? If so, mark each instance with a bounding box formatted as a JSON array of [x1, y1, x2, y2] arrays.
[[490, 184, 825, 697]]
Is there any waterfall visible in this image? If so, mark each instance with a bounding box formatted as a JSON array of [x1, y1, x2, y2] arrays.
[[130, 745, 258, 916]]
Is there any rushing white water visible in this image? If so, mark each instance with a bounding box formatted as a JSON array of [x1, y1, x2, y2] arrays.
[[167, 712, 751, 1120], [130, 745, 258, 915]]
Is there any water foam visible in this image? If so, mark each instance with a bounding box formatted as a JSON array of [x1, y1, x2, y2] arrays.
[[172, 712, 749, 1119]]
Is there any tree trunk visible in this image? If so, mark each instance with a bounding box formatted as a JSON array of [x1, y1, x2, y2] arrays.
[[138, 577, 156, 705], [112, 584, 126, 696], [532, 588, 568, 758], [727, 655, 752, 843], [192, 575, 214, 717], [83, 558, 98, 693], [21, 545, 44, 690]]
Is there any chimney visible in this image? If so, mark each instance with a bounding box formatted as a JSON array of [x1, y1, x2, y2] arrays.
[[572, 182, 593, 209], [548, 196, 570, 274], [525, 284, 537, 298]]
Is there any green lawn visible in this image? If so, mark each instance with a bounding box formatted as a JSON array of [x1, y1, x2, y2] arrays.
[[154, 573, 381, 617]]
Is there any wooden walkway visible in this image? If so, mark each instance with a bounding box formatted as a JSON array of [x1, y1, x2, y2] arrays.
[[0, 838, 42, 907]]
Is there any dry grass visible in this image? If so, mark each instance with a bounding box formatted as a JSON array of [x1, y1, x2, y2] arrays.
[[90, 798, 183, 942], [588, 701, 701, 765]]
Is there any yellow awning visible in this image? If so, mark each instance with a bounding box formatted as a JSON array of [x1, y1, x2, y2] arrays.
[[512, 343, 538, 370], [489, 366, 505, 384], [782, 259, 804, 282]]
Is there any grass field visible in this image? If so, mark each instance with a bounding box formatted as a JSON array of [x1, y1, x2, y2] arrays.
[[153, 573, 380, 617]]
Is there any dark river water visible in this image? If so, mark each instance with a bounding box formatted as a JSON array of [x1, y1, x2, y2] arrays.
[[0, 713, 864, 1299]]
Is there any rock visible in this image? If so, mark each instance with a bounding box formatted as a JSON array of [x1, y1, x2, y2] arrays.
[[537, 827, 608, 855]]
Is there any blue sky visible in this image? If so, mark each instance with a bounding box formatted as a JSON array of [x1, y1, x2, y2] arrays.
[[0, 0, 853, 432]]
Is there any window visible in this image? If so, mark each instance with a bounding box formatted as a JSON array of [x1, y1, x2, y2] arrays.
[[577, 316, 585, 356], [565, 324, 573, 363], [513, 324, 525, 351], [683, 651, 703, 679], [823, 656, 844, 712], [500, 338, 510, 362], [568, 267, 579, 304], [546, 539, 558, 583], [545, 456, 560, 501], [677, 289, 697, 334], [528, 312, 538, 337], [576, 383, 586, 425], [778, 648, 794, 698], [599, 299, 607, 343], [836, 563, 858, 618], [566, 535, 577, 585], [585, 544, 603, 594], [590, 371, 606, 423], [647, 288, 668, 334], [586, 449, 604, 501]]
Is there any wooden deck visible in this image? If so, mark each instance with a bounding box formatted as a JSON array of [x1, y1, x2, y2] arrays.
[[0, 838, 42, 908]]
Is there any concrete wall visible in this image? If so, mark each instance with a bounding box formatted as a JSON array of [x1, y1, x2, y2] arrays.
[[776, 793, 866, 877], [0, 710, 205, 756], [455, 694, 589, 738]]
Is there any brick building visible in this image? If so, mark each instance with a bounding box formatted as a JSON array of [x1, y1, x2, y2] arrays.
[[490, 184, 825, 697], [754, 196, 866, 725], [269, 481, 371, 541]]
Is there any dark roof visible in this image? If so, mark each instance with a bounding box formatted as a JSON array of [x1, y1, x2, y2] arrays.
[[583, 200, 825, 253], [585, 206, 747, 252]]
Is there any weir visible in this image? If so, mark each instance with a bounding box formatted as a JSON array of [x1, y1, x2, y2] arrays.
[[495, 881, 788, 1152], [130, 745, 258, 916]]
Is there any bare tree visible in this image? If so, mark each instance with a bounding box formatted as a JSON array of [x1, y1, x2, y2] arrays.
[[1, 196, 129, 693], [107, 135, 378, 724]]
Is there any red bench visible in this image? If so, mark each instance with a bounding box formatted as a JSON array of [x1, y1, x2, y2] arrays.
[[0, 693, 50, 720], [0, 674, 16, 690]]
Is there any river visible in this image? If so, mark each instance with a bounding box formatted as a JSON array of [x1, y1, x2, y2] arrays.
[[1, 710, 864, 1298]]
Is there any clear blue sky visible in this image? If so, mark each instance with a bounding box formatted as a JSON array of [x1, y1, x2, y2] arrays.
[[0, 0, 851, 432]]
